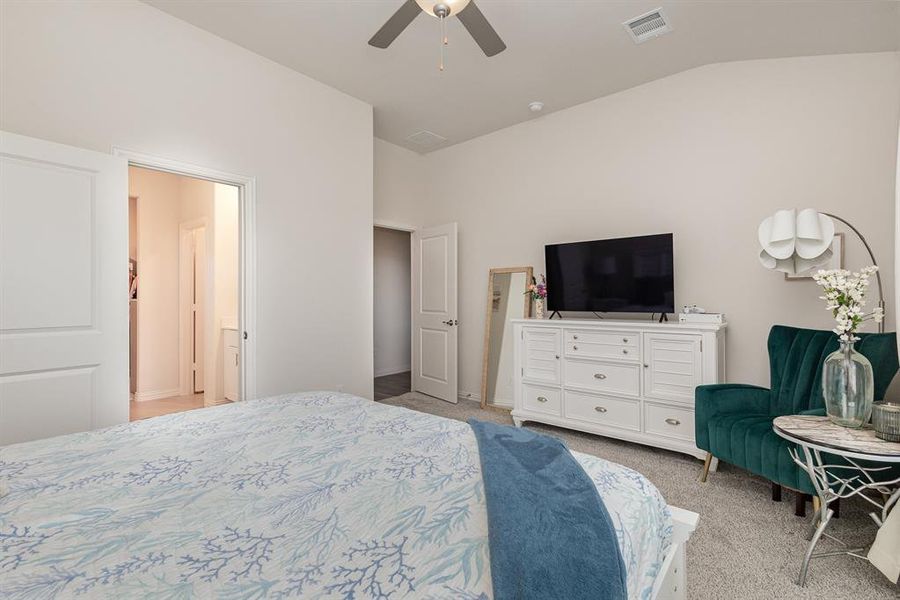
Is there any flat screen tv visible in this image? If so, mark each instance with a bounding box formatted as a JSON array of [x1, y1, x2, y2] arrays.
[[545, 233, 674, 314]]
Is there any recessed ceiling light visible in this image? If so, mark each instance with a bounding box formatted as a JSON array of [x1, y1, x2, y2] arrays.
[[528, 101, 544, 113]]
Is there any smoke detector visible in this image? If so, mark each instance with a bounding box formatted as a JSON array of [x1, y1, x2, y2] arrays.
[[405, 130, 448, 149], [623, 8, 673, 44]]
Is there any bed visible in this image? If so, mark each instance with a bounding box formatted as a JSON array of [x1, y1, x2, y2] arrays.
[[0, 392, 696, 599]]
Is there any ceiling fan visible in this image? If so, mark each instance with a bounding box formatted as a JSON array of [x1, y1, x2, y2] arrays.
[[369, 0, 506, 67]]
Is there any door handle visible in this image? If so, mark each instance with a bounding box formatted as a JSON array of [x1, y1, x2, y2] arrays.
[[441, 319, 458, 326]]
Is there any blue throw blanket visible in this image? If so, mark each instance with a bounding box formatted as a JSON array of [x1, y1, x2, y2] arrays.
[[469, 419, 627, 600]]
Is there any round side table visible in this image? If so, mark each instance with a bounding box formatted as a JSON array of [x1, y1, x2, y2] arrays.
[[773, 415, 900, 587]]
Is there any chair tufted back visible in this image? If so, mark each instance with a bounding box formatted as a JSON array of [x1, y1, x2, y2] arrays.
[[766, 325, 898, 416]]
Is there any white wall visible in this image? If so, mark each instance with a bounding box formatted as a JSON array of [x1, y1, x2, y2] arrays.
[[377, 53, 900, 397], [374, 227, 411, 377], [374, 139, 427, 229], [1, 0, 374, 399]]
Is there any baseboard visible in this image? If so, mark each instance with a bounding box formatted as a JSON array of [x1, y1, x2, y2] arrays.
[[374, 365, 411, 378], [457, 390, 481, 403], [133, 388, 182, 402]]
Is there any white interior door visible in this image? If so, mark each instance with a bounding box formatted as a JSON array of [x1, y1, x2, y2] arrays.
[[192, 227, 206, 393], [0, 131, 128, 445], [412, 223, 458, 403]]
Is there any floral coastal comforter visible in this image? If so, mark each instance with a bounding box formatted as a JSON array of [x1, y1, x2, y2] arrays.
[[0, 392, 671, 599]]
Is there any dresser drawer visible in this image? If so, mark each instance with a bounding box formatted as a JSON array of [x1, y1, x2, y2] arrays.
[[644, 402, 696, 442], [564, 359, 640, 397], [521, 383, 561, 416], [564, 390, 640, 431], [566, 329, 639, 361]]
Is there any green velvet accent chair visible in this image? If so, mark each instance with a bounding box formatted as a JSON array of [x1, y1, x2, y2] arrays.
[[695, 325, 899, 498]]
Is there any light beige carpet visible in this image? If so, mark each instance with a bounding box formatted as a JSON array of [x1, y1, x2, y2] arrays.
[[380, 392, 899, 600]]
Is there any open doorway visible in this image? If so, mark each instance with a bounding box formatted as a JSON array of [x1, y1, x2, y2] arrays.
[[373, 226, 412, 401], [128, 166, 240, 420]]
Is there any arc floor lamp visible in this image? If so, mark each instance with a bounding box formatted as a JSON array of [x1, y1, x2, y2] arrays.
[[758, 208, 885, 333]]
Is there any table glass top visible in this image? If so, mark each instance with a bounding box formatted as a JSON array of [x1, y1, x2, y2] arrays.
[[773, 415, 900, 458]]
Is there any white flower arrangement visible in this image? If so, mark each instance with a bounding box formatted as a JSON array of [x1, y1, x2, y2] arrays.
[[812, 266, 884, 342]]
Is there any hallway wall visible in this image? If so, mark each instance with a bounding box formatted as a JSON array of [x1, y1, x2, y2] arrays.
[[129, 167, 182, 400], [374, 227, 411, 377]]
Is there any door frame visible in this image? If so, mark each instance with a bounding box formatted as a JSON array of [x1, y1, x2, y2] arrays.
[[373, 219, 419, 398], [114, 147, 257, 402]]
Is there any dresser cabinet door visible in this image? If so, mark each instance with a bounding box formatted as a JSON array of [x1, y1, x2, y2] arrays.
[[522, 327, 561, 384], [642, 333, 702, 403]]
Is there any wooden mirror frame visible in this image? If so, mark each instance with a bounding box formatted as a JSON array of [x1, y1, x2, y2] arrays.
[[480, 266, 533, 410]]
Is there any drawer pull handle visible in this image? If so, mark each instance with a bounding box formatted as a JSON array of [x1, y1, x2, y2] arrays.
[[573, 335, 579, 340], [622, 337, 629, 343], [594, 373, 607, 380], [573, 345, 578, 351], [594, 406, 607, 413], [643, 364, 649, 368], [665, 418, 681, 426], [622, 349, 629, 355], [555, 355, 560, 359], [537, 396, 548, 403]]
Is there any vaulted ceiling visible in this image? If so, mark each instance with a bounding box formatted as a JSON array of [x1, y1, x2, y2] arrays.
[[146, 1, 900, 152]]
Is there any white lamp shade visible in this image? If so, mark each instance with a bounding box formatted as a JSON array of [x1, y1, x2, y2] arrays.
[[758, 208, 835, 275]]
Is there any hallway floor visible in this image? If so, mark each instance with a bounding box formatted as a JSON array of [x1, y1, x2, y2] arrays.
[[374, 371, 410, 402], [129, 393, 231, 421]]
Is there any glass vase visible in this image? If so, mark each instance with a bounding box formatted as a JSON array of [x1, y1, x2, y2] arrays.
[[822, 340, 874, 428]]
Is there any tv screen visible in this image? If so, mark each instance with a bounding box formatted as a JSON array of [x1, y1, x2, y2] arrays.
[[545, 233, 674, 314]]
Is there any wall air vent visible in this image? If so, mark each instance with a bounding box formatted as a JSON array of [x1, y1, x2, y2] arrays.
[[623, 8, 673, 44], [405, 130, 447, 150]]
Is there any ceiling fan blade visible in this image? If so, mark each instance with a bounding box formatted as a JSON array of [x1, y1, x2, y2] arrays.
[[368, 0, 421, 49], [457, 1, 506, 57]]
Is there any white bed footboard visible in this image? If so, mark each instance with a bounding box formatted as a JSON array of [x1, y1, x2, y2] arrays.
[[651, 505, 698, 600]]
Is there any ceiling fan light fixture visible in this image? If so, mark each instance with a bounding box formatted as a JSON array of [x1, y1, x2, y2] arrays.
[[415, 0, 471, 18]]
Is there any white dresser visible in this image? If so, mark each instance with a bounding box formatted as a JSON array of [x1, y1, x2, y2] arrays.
[[511, 318, 726, 459]]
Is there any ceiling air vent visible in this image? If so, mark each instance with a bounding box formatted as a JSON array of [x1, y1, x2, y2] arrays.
[[623, 8, 673, 44], [405, 130, 447, 149]]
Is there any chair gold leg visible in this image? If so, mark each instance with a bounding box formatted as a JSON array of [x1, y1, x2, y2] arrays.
[[699, 452, 713, 483], [812, 496, 821, 514]]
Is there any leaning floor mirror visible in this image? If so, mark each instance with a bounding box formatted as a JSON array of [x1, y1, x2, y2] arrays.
[[481, 267, 533, 410]]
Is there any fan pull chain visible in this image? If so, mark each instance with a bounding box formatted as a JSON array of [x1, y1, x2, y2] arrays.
[[439, 14, 445, 71]]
